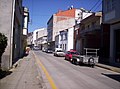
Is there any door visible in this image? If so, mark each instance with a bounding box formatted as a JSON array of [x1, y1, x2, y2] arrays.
[[115, 29, 120, 63]]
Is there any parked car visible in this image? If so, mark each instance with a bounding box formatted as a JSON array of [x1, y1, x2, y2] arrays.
[[54, 49, 65, 57], [72, 48, 99, 67], [42, 48, 47, 52], [33, 46, 40, 50], [65, 50, 80, 61], [45, 48, 53, 53]]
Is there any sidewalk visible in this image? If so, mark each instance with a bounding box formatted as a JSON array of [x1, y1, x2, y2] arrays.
[[96, 63, 120, 73], [0, 51, 46, 89]]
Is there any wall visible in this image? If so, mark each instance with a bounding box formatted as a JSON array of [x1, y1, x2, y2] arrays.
[[38, 28, 47, 39], [53, 17, 75, 41], [103, 0, 120, 23], [0, 0, 13, 70], [110, 23, 120, 64], [67, 27, 74, 51], [0, 0, 24, 70]]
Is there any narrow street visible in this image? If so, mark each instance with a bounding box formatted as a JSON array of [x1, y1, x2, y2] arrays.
[[1, 0, 120, 89], [34, 50, 120, 89]]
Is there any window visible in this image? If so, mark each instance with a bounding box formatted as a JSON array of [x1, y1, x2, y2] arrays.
[[61, 34, 63, 41], [92, 22, 96, 27], [63, 35, 65, 40], [111, 0, 115, 10], [60, 44, 62, 48], [87, 25, 90, 29], [63, 44, 64, 50], [65, 44, 66, 50], [105, 0, 115, 12], [65, 33, 67, 40], [36, 32, 38, 39]]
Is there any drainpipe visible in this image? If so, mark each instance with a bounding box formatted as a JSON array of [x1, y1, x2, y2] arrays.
[[10, 0, 15, 68]]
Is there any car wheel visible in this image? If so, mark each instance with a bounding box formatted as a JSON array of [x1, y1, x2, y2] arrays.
[[88, 57, 95, 68], [74, 60, 79, 65], [64, 57, 67, 60]]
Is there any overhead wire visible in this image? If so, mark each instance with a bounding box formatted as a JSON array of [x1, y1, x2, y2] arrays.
[[93, 1, 102, 12], [89, 0, 101, 12], [82, 0, 102, 19]]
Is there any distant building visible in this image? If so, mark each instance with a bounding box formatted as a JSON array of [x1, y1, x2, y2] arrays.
[[102, 0, 120, 65], [33, 28, 47, 48], [36, 36, 47, 50], [27, 32, 33, 48], [33, 28, 43, 46], [47, 7, 92, 50]]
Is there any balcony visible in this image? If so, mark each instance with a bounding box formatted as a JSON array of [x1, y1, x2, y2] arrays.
[[80, 25, 101, 35]]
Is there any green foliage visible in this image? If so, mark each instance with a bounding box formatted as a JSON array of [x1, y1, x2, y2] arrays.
[[0, 33, 7, 62]]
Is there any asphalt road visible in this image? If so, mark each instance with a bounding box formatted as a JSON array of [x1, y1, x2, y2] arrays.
[[34, 50, 120, 89]]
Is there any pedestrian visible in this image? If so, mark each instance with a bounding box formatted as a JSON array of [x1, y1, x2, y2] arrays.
[[25, 47, 30, 56]]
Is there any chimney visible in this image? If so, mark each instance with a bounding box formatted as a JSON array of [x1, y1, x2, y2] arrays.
[[58, 10, 62, 13]]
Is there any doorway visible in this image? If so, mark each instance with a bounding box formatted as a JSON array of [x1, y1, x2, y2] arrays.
[[115, 29, 120, 63]]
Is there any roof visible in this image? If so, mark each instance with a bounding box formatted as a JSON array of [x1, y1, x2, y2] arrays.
[[81, 12, 102, 24]]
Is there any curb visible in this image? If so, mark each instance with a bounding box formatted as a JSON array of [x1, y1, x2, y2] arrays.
[[96, 64, 120, 73], [10, 58, 23, 71]]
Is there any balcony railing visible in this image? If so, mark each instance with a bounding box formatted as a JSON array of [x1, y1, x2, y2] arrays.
[[80, 25, 101, 34]]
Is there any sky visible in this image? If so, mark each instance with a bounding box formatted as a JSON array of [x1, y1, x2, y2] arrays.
[[23, 0, 102, 32]]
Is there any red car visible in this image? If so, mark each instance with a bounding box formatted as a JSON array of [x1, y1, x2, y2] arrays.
[[65, 50, 79, 61]]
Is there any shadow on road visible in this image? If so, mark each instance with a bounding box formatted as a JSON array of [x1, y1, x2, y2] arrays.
[[0, 69, 12, 79], [102, 73, 120, 82]]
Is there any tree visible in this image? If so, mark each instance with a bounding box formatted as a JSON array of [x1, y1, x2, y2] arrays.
[[0, 33, 7, 66]]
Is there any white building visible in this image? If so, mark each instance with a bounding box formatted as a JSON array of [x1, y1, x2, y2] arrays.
[[33, 28, 47, 46], [36, 36, 47, 50], [55, 27, 74, 51]]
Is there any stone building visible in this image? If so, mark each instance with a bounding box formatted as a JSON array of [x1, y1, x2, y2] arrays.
[[0, 0, 29, 70]]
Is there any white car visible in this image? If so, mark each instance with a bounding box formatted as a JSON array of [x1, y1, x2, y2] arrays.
[[54, 49, 65, 57]]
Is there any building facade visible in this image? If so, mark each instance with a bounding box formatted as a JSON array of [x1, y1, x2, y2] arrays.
[[0, 0, 26, 70], [33, 28, 47, 47], [0, 0, 23, 70], [79, 12, 102, 54], [55, 27, 74, 51], [47, 7, 92, 50], [27, 32, 33, 48], [36, 36, 47, 50], [74, 24, 81, 52], [102, 0, 120, 65], [21, 7, 29, 56]]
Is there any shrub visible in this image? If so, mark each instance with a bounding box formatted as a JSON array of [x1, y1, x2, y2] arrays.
[[0, 33, 7, 64]]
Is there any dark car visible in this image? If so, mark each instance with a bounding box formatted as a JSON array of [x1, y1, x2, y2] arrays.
[[65, 50, 79, 61], [45, 48, 53, 53]]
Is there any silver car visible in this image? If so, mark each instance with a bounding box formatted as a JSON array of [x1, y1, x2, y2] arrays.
[[54, 50, 65, 57]]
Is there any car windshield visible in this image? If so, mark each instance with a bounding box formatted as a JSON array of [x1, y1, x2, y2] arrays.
[[48, 48, 52, 50], [57, 50, 63, 52], [70, 52, 79, 55]]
